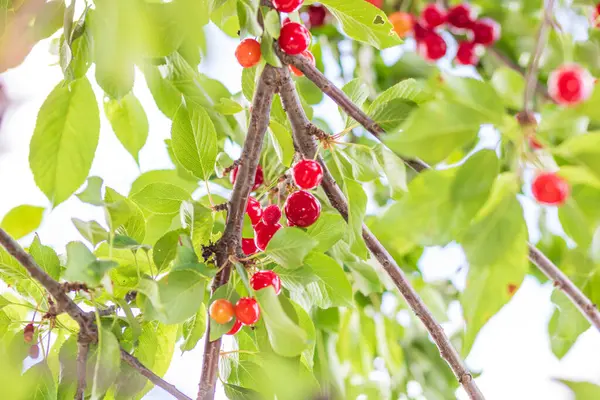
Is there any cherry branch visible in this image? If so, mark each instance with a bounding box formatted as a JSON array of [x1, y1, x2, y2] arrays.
[[0, 228, 191, 400], [278, 68, 484, 400], [196, 65, 280, 400], [75, 337, 90, 400]]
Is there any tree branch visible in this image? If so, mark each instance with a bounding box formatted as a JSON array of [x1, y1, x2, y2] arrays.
[[75, 336, 90, 400], [523, 0, 556, 112], [278, 68, 485, 400], [0, 228, 191, 400], [197, 65, 280, 400]]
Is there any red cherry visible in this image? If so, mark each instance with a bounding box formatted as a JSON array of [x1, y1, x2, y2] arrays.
[[284, 190, 321, 227], [413, 21, 430, 41], [23, 323, 34, 343], [389, 12, 414, 38], [250, 270, 282, 294], [225, 319, 243, 335], [279, 22, 311, 55], [235, 297, 260, 325], [235, 39, 262, 68], [421, 4, 446, 29], [293, 159, 323, 189], [447, 4, 474, 29], [532, 172, 570, 206], [242, 238, 258, 255], [289, 50, 315, 77], [529, 136, 543, 150], [365, 0, 382, 8], [246, 196, 263, 225], [593, 5, 600, 28], [456, 41, 479, 65], [282, 17, 292, 25], [308, 5, 327, 28], [548, 64, 594, 106], [254, 221, 282, 250], [230, 165, 264, 191], [29, 344, 40, 359], [262, 205, 282, 225], [272, 0, 303, 13], [209, 299, 235, 324], [417, 32, 447, 61], [472, 18, 500, 46]]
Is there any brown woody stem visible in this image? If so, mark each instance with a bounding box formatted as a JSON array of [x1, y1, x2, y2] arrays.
[[75, 337, 90, 400], [196, 65, 280, 400], [278, 68, 485, 400]]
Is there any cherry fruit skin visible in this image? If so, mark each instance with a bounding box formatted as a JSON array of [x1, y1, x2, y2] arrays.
[[254, 221, 282, 250], [528, 136, 543, 150], [279, 22, 311, 55], [262, 205, 282, 225], [235, 297, 260, 325], [29, 344, 40, 359], [246, 196, 263, 225], [532, 173, 570, 206], [413, 21, 430, 41], [293, 159, 323, 189], [290, 50, 315, 77], [389, 12, 414, 38], [447, 4, 474, 29], [235, 39, 261, 68], [231, 165, 264, 191], [272, 0, 303, 13], [250, 270, 282, 295], [472, 18, 500, 46], [242, 238, 258, 256], [421, 4, 446, 29], [23, 323, 34, 343], [210, 299, 235, 324], [284, 190, 321, 227], [456, 41, 479, 65], [548, 64, 594, 106], [308, 5, 327, 27], [225, 320, 243, 335], [418, 32, 447, 61], [365, 0, 383, 8]]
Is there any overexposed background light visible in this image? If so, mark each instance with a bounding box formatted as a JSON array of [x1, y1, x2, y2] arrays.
[[0, 19, 599, 400]]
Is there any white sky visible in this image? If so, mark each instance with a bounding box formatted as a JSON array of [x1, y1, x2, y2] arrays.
[[0, 22, 599, 400]]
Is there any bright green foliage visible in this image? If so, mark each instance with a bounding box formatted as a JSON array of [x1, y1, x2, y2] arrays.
[[0, 205, 44, 239]]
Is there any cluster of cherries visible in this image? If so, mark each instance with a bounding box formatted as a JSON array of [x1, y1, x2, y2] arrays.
[[234, 0, 316, 77], [23, 322, 40, 358]]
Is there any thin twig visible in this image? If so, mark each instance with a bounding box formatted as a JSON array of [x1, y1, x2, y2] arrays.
[[197, 65, 280, 400], [523, 0, 556, 112], [0, 228, 190, 400], [278, 68, 485, 400], [75, 337, 90, 400]]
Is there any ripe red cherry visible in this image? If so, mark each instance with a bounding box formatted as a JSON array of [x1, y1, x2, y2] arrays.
[[231, 164, 264, 191], [456, 41, 479, 65], [29, 344, 40, 359], [548, 64, 594, 106], [23, 323, 34, 343], [246, 196, 263, 225], [242, 238, 258, 255], [225, 320, 242, 335], [289, 50, 315, 77], [284, 190, 321, 227], [272, 0, 303, 13], [254, 221, 282, 250], [235, 39, 261, 68], [365, 0, 382, 8], [209, 299, 235, 324], [262, 205, 282, 225], [421, 4, 446, 29], [250, 270, 282, 295], [413, 21, 430, 41], [417, 32, 447, 61], [293, 159, 323, 189], [235, 297, 260, 325], [308, 5, 327, 28], [472, 18, 500, 46], [593, 4, 600, 28], [447, 4, 474, 29], [279, 22, 311, 55], [532, 172, 570, 206]]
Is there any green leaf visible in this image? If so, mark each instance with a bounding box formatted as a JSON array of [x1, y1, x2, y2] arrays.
[[65, 242, 117, 286], [268, 120, 295, 168], [29, 236, 60, 280], [131, 183, 190, 215], [265, 228, 318, 269], [242, 65, 258, 102], [384, 101, 486, 164], [208, 283, 241, 341], [255, 287, 308, 357], [369, 98, 416, 132], [343, 178, 369, 259], [29, 77, 100, 206], [23, 362, 56, 400], [0, 205, 44, 239], [91, 327, 121, 400], [559, 185, 600, 248], [260, 31, 282, 67], [367, 79, 428, 113], [304, 252, 353, 308], [555, 132, 600, 180], [76, 176, 104, 206], [306, 212, 346, 252], [237, 0, 262, 37], [224, 384, 261, 400], [263, 9, 280, 38], [441, 75, 505, 123], [460, 174, 527, 356], [180, 304, 207, 353], [214, 98, 244, 115], [105, 188, 146, 243], [171, 104, 218, 181], [129, 169, 198, 196], [152, 230, 184, 273], [341, 78, 369, 128], [104, 93, 149, 164], [181, 201, 215, 251], [141, 64, 182, 119], [319, 0, 402, 49], [72, 219, 109, 247], [375, 145, 407, 197], [549, 289, 590, 359], [490, 66, 525, 110], [560, 380, 600, 399]]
